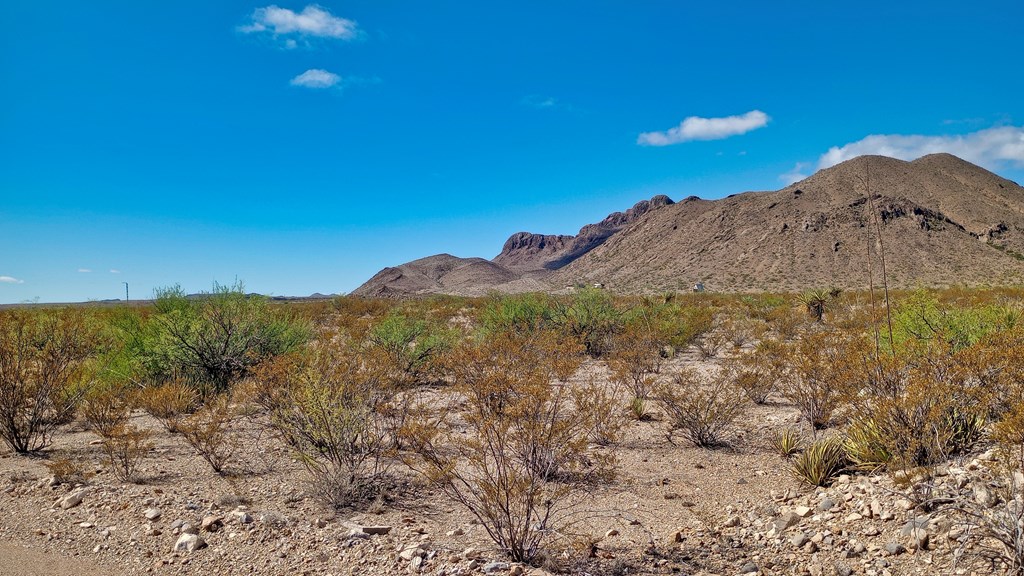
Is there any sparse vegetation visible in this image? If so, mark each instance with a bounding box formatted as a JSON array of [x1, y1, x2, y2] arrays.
[[0, 308, 99, 453], [658, 367, 745, 448]]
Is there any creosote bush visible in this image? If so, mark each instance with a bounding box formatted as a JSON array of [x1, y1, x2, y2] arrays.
[[368, 312, 453, 387], [403, 330, 606, 563], [0, 308, 99, 453], [101, 424, 152, 483], [781, 329, 859, 429], [179, 394, 237, 475], [261, 341, 396, 508], [657, 367, 745, 448]]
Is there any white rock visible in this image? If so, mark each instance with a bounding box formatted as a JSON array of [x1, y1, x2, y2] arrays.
[[173, 533, 207, 552]]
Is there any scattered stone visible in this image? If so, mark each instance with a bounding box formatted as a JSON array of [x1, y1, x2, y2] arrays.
[[361, 525, 392, 535], [605, 529, 619, 537], [483, 561, 510, 574], [201, 515, 224, 533], [144, 508, 162, 521], [173, 533, 207, 553], [818, 498, 835, 511], [58, 490, 87, 509], [794, 506, 813, 518], [791, 533, 810, 548], [883, 543, 906, 556], [739, 561, 759, 573], [834, 563, 854, 576], [907, 528, 929, 551], [774, 512, 801, 533]]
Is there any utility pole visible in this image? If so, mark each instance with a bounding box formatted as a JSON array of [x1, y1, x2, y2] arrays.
[[122, 282, 129, 304]]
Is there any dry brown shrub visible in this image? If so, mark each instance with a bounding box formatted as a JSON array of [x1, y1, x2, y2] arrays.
[[695, 330, 728, 360], [780, 329, 860, 429], [572, 380, 625, 446], [45, 455, 91, 485], [102, 424, 152, 483], [841, 339, 988, 471], [179, 394, 237, 475], [81, 386, 133, 438], [403, 330, 607, 563], [136, 380, 199, 433], [657, 367, 746, 448], [723, 339, 789, 404], [607, 323, 662, 402], [0, 309, 99, 453]]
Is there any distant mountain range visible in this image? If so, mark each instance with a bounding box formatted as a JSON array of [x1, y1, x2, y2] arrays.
[[353, 153, 1024, 296]]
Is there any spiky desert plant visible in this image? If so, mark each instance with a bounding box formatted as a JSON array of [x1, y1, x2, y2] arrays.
[[790, 436, 847, 487]]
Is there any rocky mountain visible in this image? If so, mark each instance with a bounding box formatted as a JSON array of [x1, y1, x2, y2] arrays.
[[352, 196, 675, 297], [493, 195, 675, 272], [353, 153, 1024, 296], [552, 154, 1024, 292]]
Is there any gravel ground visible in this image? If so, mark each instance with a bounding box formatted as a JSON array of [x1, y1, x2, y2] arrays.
[[0, 352, 1014, 575]]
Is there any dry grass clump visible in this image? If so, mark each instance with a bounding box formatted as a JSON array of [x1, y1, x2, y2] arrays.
[[136, 380, 199, 433], [657, 367, 745, 448], [45, 455, 92, 485]]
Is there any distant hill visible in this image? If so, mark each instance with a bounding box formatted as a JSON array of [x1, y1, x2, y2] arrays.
[[354, 153, 1024, 296]]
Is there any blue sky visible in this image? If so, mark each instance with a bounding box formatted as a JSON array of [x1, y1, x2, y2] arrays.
[[3, 1, 1023, 303]]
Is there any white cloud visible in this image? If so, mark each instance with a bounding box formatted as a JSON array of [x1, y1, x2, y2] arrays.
[[779, 162, 810, 185], [818, 126, 1024, 170], [290, 68, 341, 89], [638, 110, 770, 146], [522, 95, 558, 109], [109, 269, 121, 274], [77, 268, 92, 273], [0, 276, 24, 284], [240, 5, 359, 44]]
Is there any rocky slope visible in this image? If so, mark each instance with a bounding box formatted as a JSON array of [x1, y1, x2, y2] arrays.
[[493, 195, 675, 272], [352, 196, 675, 297], [355, 154, 1024, 296], [552, 154, 1024, 292]]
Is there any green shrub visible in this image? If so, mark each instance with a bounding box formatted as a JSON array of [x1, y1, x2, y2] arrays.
[[555, 287, 621, 357], [368, 312, 454, 386], [479, 293, 556, 336], [121, 282, 310, 393]]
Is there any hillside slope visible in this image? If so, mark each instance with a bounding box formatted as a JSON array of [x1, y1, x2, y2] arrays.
[[551, 154, 1024, 292]]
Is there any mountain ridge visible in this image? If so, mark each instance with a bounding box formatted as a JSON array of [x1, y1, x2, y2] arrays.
[[353, 153, 1024, 297]]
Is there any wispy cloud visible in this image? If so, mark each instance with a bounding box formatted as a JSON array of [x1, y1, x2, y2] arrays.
[[818, 125, 1024, 170], [77, 268, 92, 273], [109, 269, 121, 274], [290, 68, 341, 89], [240, 4, 359, 47], [0, 276, 24, 284], [638, 110, 770, 147], [779, 162, 810, 185]]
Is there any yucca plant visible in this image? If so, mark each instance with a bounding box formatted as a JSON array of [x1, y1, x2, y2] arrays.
[[843, 417, 892, 471], [790, 436, 847, 486], [769, 428, 803, 458]]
